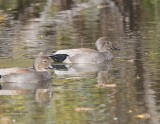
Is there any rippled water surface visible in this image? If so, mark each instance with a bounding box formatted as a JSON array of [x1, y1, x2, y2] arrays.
[[0, 0, 160, 124]]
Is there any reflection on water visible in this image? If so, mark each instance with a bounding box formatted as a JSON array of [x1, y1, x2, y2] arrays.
[[53, 62, 112, 79], [0, 0, 160, 124]]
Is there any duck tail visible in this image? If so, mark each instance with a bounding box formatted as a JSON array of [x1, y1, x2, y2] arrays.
[[49, 54, 69, 62], [0, 75, 3, 84]]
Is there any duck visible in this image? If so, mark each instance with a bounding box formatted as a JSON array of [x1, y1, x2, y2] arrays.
[[0, 52, 53, 83], [50, 37, 118, 64]]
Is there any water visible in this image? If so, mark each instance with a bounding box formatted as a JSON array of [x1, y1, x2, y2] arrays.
[[0, 0, 160, 124]]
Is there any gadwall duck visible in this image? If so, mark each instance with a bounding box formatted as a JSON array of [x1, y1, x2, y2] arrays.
[[50, 37, 118, 64], [0, 53, 53, 83]]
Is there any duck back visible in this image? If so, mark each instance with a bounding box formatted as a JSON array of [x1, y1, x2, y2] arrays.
[[1, 69, 51, 83], [69, 51, 113, 64]]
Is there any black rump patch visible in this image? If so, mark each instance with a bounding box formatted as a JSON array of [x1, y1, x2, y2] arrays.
[[50, 54, 69, 62]]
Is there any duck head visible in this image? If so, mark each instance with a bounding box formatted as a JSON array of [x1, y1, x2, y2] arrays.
[[33, 52, 53, 71], [95, 37, 119, 52]]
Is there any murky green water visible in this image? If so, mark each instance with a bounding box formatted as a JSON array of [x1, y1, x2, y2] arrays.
[[0, 0, 160, 124]]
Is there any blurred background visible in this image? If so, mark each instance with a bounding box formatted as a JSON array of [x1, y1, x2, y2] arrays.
[[0, 0, 160, 124]]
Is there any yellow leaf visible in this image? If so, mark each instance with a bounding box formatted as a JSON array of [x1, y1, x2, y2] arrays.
[[135, 113, 150, 119], [0, 15, 4, 23]]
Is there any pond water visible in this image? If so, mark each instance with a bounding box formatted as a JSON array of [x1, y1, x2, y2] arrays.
[[0, 0, 160, 124]]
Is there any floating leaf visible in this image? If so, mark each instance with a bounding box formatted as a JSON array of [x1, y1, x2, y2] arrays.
[[145, 52, 148, 55], [127, 59, 135, 63], [75, 107, 94, 112], [113, 117, 118, 120], [128, 110, 133, 113], [0, 15, 4, 23], [135, 113, 150, 119], [37, 35, 44, 39], [7, 8, 12, 11], [96, 83, 117, 88], [136, 75, 140, 80], [119, 59, 135, 63]]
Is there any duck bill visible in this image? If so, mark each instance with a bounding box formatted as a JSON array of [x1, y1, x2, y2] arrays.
[[111, 46, 120, 50], [48, 64, 53, 69]]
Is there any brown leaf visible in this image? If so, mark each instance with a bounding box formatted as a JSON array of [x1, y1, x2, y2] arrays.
[[96, 83, 117, 88]]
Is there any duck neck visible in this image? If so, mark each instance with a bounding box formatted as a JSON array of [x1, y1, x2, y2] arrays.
[[33, 64, 47, 72]]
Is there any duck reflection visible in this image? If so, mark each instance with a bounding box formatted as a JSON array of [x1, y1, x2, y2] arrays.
[[53, 62, 113, 85], [0, 80, 53, 105], [0, 53, 54, 105], [35, 88, 53, 105], [1, 80, 52, 90]]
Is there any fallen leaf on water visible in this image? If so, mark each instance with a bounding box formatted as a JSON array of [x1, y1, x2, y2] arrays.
[[128, 110, 133, 113], [96, 83, 117, 88], [36, 89, 48, 93], [7, 8, 12, 11], [0, 15, 4, 23], [136, 75, 140, 80], [135, 113, 150, 119], [127, 59, 135, 63], [113, 117, 118, 120], [37, 35, 44, 39], [75, 107, 94, 112], [119, 59, 135, 63]]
